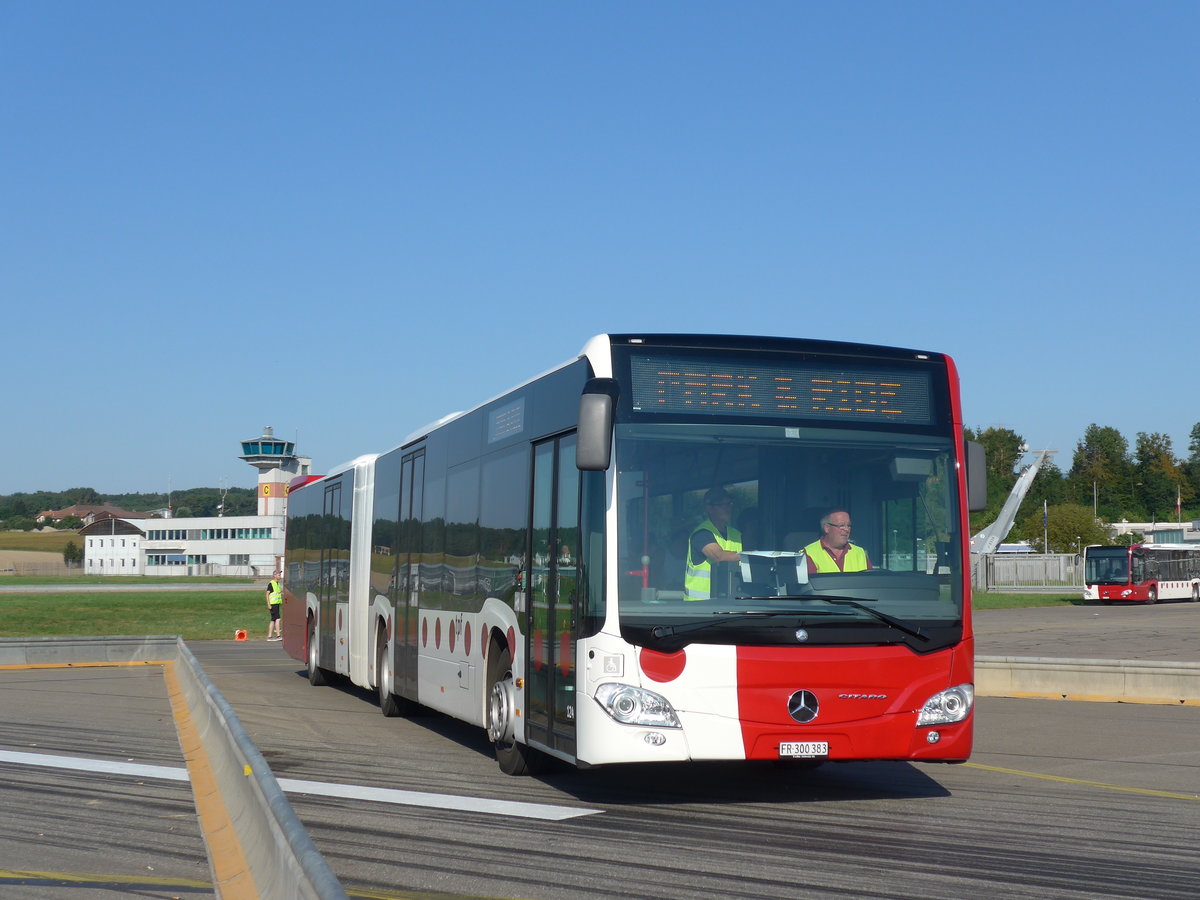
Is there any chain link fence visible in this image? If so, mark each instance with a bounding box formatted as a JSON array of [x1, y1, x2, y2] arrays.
[[973, 552, 1083, 592], [7, 560, 80, 576]]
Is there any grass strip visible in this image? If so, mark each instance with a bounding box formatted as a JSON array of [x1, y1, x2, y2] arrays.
[[974, 591, 1083, 609], [0, 592, 269, 641], [0, 575, 255, 585]]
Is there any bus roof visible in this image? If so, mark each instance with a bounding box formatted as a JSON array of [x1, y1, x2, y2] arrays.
[[365, 333, 955, 464], [1087, 543, 1199, 552]]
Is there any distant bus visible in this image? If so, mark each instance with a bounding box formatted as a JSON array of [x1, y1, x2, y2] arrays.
[[282, 334, 986, 774], [1083, 543, 1200, 604]]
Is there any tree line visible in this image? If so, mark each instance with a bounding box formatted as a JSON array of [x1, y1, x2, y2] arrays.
[[966, 422, 1200, 553], [0, 486, 258, 531]]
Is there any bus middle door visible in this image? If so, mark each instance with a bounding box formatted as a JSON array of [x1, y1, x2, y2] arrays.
[[397, 450, 424, 699]]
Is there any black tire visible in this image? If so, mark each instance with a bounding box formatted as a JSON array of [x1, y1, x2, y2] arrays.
[[1191, 584, 1199, 602], [307, 619, 329, 686], [486, 644, 544, 776], [1146, 586, 1158, 605], [377, 632, 406, 717]]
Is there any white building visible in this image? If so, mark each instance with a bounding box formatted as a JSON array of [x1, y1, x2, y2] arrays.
[[80, 517, 145, 574], [1110, 520, 1200, 544], [82, 514, 284, 576]]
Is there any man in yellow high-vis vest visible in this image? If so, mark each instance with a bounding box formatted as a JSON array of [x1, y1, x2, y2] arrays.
[[265, 572, 283, 641], [804, 510, 872, 574], [684, 488, 743, 600]]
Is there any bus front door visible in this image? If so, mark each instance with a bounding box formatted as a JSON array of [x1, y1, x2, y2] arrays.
[[526, 434, 579, 761]]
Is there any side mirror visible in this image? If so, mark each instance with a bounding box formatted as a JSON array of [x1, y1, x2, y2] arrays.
[[577, 378, 618, 471], [966, 440, 987, 512]]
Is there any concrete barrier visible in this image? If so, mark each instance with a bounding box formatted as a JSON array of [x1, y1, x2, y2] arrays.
[[0, 636, 348, 899], [0, 634, 180, 667], [976, 655, 1200, 705]]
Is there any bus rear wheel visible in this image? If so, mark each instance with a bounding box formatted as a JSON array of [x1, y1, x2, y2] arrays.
[[307, 619, 329, 686], [486, 644, 544, 776], [377, 632, 408, 717], [1192, 584, 1199, 602]]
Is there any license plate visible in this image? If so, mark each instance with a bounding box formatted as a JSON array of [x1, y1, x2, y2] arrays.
[[779, 741, 829, 758]]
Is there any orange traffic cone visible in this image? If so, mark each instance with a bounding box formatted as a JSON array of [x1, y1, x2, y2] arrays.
[[235, 629, 247, 641]]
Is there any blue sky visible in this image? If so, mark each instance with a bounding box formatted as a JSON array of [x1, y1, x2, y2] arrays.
[[3, 3, 1197, 495]]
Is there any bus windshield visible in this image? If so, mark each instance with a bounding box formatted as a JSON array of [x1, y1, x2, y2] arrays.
[[1084, 546, 1130, 584], [612, 421, 963, 652]]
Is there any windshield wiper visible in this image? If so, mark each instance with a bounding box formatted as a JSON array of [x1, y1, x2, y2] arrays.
[[650, 610, 809, 639], [798, 595, 931, 642], [648, 600, 931, 644]]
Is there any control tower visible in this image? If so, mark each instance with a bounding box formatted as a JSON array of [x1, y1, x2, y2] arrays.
[[239, 426, 312, 516]]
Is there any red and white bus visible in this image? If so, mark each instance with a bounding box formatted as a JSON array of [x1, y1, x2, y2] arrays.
[[282, 334, 986, 774], [1083, 543, 1200, 604]]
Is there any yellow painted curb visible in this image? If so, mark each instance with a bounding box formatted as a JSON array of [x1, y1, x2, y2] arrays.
[[163, 660, 261, 899]]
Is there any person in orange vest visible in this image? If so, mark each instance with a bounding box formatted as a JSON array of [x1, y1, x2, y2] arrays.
[[265, 572, 283, 641], [803, 510, 872, 574]]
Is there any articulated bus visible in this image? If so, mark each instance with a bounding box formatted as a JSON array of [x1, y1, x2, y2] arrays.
[[1083, 544, 1200, 604], [282, 334, 986, 774]]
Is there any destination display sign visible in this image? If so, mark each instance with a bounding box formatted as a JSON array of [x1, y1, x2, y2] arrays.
[[629, 354, 935, 425]]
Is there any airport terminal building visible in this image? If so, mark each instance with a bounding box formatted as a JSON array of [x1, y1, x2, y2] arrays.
[[80, 426, 311, 577]]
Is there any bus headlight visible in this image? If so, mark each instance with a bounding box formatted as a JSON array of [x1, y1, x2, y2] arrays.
[[594, 683, 681, 728], [917, 684, 974, 726]]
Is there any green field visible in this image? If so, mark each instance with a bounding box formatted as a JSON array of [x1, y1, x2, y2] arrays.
[[0, 590, 271, 641]]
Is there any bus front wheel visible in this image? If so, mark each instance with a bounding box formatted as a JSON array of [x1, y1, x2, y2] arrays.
[[486, 644, 543, 776], [1146, 586, 1158, 605]]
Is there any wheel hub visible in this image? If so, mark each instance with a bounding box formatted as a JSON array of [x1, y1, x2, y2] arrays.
[[488, 678, 516, 744]]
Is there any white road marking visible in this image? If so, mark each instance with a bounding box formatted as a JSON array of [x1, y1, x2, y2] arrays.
[[0, 749, 601, 820], [0, 749, 188, 782], [276, 777, 600, 820]]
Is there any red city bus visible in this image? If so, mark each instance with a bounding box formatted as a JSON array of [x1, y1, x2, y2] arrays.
[[1083, 543, 1200, 604], [282, 334, 987, 774]]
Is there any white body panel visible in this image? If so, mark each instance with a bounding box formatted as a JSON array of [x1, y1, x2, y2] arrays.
[[576, 632, 744, 766], [415, 597, 520, 732]]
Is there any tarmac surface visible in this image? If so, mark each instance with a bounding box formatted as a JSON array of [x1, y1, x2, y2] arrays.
[[0, 597, 1196, 898], [973, 599, 1199, 663]]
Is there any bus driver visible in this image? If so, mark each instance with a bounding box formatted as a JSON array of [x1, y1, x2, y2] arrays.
[[684, 488, 743, 600]]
